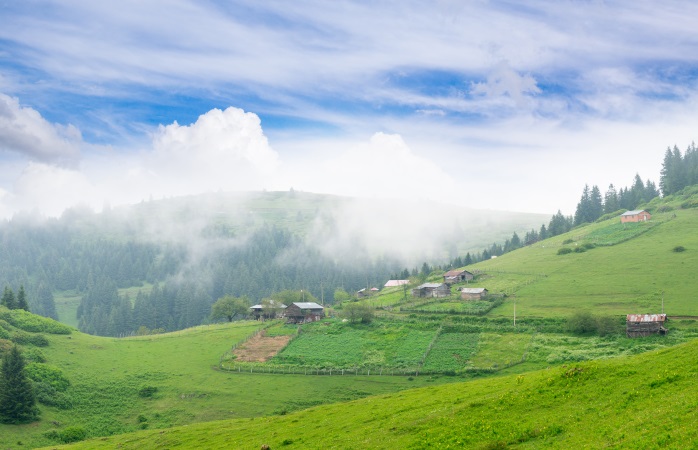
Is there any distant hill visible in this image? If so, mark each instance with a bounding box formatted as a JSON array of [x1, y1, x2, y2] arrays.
[[0, 190, 549, 336]]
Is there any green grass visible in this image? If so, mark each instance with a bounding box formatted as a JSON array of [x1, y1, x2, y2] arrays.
[[51, 337, 698, 449], [422, 332, 479, 372], [0, 320, 454, 448], [272, 320, 437, 369], [472, 209, 698, 317]]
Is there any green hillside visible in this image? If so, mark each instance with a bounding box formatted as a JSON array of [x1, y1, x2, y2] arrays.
[[473, 208, 698, 318], [3, 191, 698, 448], [52, 337, 698, 449]]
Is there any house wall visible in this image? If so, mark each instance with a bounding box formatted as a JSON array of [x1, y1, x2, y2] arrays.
[[626, 321, 664, 337], [461, 292, 485, 300], [621, 212, 651, 223]]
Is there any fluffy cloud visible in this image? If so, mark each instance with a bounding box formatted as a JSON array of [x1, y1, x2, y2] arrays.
[[0, 93, 81, 165], [297, 132, 459, 202], [146, 107, 280, 196]]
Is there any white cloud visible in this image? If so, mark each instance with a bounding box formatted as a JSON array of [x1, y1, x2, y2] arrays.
[[0, 93, 81, 165], [145, 107, 280, 197], [292, 132, 459, 203], [471, 61, 541, 107]]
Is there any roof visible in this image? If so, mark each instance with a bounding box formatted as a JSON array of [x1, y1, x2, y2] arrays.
[[626, 314, 666, 322], [291, 302, 324, 310], [384, 280, 409, 287], [416, 283, 446, 289], [250, 301, 287, 310], [370, 287, 379, 291], [461, 288, 487, 294], [621, 209, 649, 216], [443, 269, 472, 277]]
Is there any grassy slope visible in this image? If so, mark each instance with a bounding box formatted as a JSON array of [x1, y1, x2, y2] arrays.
[[470, 208, 698, 317], [0, 322, 451, 449], [54, 338, 698, 449]]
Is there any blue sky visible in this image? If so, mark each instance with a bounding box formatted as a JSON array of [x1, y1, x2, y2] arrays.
[[1, 0, 698, 218]]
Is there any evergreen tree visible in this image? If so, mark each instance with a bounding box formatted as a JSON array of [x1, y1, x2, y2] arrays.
[[0, 346, 39, 424], [1, 286, 16, 310], [16, 286, 29, 312], [589, 185, 603, 221], [603, 184, 620, 214], [574, 184, 592, 225]]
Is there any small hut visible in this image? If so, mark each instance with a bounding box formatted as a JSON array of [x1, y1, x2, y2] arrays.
[[249, 301, 286, 319], [412, 283, 450, 298], [620, 210, 651, 223], [626, 314, 667, 338], [443, 269, 474, 285], [284, 302, 325, 324], [460, 287, 488, 300]]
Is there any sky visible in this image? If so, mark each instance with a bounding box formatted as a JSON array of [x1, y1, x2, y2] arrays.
[[1, 0, 698, 219]]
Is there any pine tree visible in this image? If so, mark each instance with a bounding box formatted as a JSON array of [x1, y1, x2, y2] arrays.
[[589, 185, 603, 221], [603, 184, 620, 214], [16, 286, 29, 312], [1, 287, 17, 310], [0, 346, 39, 423]]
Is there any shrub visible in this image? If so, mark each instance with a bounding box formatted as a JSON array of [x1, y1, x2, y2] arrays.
[[562, 239, 574, 244], [33, 382, 73, 409], [573, 246, 587, 253], [566, 311, 597, 334], [22, 347, 47, 363], [59, 426, 87, 443], [557, 247, 572, 255], [582, 243, 596, 250], [673, 246, 686, 252], [138, 385, 158, 398], [0, 309, 72, 334], [596, 316, 620, 337], [25, 363, 70, 391]]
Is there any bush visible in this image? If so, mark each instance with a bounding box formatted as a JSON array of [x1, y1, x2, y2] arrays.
[[557, 247, 572, 255], [582, 243, 596, 250], [573, 247, 587, 253], [22, 347, 47, 363], [0, 309, 72, 334], [562, 239, 574, 244], [673, 246, 686, 252], [59, 426, 87, 443], [25, 363, 70, 391], [566, 311, 597, 334], [33, 382, 73, 409], [596, 316, 620, 337], [138, 385, 158, 398]]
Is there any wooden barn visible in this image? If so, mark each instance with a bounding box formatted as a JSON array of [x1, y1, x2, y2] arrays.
[[443, 269, 474, 285], [249, 301, 286, 319], [412, 283, 451, 298], [460, 287, 488, 300], [620, 210, 651, 223], [284, 302, 325, 324], [626, 314, 667, 338]]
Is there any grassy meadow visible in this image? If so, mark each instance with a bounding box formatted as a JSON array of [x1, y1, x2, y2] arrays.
[[3, 193, 698, 448], [0, 317, 453, 449], [50, 337, 698, 449]]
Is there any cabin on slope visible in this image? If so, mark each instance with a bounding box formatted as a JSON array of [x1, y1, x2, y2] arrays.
[[626, 314, 667, 338], [620, 210, 651, 223], [443, 269, 474, 285], [250, 301, 287, 319], [412, 283, 450, 298], [284, 302, 325, 324], [460, 287, 488, 300]]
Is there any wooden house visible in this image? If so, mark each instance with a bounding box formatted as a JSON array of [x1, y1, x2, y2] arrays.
[[249, 301, 286, 319], [412, 283, 451, 298], [284, 302, 325, 324], [620, 210, 651, 223], [626, 314, 667, 338], [443, 269, 474, 285], [460, 287, 488, 300]]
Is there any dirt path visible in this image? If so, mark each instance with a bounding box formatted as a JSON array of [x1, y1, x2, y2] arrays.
[[233, 331, 293, 362]]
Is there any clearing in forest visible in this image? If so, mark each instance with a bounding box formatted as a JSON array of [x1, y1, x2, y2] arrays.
[[233, 330, 293, 362]]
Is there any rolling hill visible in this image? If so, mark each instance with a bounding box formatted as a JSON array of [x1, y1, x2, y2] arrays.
[[2, 188, 698, 448]]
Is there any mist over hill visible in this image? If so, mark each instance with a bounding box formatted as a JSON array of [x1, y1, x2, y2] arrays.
[[0, 190, 548, 336]]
